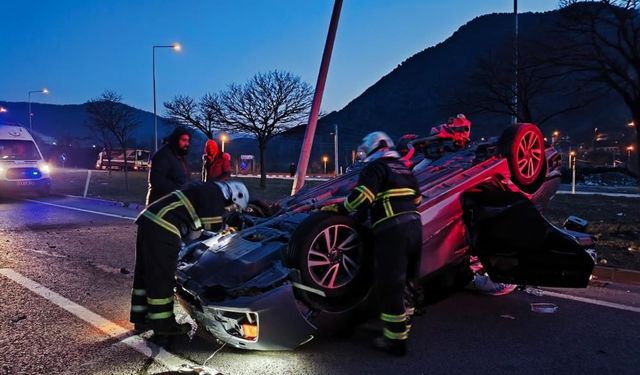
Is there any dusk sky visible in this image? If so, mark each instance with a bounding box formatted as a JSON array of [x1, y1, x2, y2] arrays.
[[1, 0, 558, 113]]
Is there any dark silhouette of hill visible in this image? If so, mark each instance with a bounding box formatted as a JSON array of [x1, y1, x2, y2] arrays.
[[0, 101, 171, 149]]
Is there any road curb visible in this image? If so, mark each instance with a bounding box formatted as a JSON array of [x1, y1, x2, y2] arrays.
[[593, 266, 640, 285]]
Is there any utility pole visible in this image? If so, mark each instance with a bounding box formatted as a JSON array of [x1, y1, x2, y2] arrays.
[[333, 124, 339, 176], [512, 0, 519, 124], [291, 0, 343, 195]]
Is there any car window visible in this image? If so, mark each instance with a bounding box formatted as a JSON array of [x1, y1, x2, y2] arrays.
[[0, 140, 42, 160]]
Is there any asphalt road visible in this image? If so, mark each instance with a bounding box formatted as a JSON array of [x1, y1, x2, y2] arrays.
[[1, 195, 639, 375]]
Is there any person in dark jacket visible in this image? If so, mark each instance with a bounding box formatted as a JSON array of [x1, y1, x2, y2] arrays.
[[146, 127, 192, 205], [202, 139, 231, 182]]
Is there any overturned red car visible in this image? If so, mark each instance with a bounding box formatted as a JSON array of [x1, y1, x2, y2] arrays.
[[175, 122, 596, 351]]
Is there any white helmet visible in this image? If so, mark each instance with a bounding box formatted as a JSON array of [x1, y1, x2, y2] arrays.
[[216, 181, 249, 210], [358, 131, 396, 162]]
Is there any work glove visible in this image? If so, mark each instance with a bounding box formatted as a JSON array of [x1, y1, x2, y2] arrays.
[[321, 204, 345, 214]]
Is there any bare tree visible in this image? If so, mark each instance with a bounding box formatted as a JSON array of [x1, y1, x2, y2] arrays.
[[163, 94, 222, 139], [452, 38, 594, 125], [557, 0, 640, 171], [206, 71, 313, 187], [85, 91, 140, 190]]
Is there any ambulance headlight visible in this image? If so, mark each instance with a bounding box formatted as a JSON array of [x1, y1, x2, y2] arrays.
[[39, 163, 51, 175]]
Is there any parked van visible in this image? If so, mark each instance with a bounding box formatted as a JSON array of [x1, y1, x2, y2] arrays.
[[0, 125, 51, 195]]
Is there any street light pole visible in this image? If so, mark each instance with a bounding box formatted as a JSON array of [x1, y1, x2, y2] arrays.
[[323, 156, 328, 174], [221, 134, 228, 153], [152, 43, 181, 152], [332, 124, 339, 176], [28, 88, 48, 131], [570, 151, 576, 194], [512, 0, 518, 124]]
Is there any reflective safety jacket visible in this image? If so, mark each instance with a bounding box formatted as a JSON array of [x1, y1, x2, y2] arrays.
[[136, 182, 227, 238], [343, 157, 421, 227]]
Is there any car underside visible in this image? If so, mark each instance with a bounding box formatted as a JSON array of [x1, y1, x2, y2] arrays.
[[175, 123, 596, 351]]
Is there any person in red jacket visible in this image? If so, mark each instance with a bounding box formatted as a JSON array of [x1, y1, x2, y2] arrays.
[[202, 139, 231, 182]]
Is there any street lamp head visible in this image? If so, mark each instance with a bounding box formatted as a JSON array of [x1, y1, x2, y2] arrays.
[[220, 134, 228, 142], [42, 88, 49, 94], [629, 121, 636, 127], [570, 151, 576, 156], [628, 145, 635, 151], [173, 43, 182, 52], [0, 107, 7, 113], [553, 131, 559, 137], [322, 156, 329, 162]]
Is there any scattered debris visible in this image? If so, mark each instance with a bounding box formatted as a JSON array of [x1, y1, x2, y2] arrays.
[[531, 303, 558, 314], [119, 267, 130, 275], [522, 286, 545, 297], [500, 314, 516, 320], [10, 314, 27, 323], [48, 245, 57, 249]]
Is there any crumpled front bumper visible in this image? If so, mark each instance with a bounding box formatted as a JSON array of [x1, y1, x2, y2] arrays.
[[176, 282, 316, 351]]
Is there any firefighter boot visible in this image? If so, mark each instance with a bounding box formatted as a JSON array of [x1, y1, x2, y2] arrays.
[[372, 336, 407, 357], [153, 321, 192, 336], [133, 321, 151, 333]]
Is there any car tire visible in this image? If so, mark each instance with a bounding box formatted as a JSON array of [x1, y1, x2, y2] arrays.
[[288, 212, 373, 312], [499, 123, 546, 193]]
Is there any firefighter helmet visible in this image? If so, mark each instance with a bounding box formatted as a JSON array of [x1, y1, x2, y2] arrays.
[[216, 181, 250, 210], [358, 131, 395, 159]]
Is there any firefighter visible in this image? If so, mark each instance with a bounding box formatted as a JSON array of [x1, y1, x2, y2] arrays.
[[129, 180, 249, 336], [324, 131, 422, 356], [202, 139, 232, 182]]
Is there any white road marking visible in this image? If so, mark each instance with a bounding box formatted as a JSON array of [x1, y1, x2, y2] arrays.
[[23, 199, 137, 220], [556, 191, 640, 198], [0, 268, 219, 374], [542, 290, 640, 313]]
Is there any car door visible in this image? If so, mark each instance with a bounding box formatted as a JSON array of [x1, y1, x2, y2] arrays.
[[462, 190, 595, 287]]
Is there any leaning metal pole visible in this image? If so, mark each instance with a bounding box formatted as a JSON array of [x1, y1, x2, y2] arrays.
[[291, 0, 343, 195]]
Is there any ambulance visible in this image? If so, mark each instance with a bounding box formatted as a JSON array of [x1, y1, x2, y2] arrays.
[[0, 125, 51, 196]]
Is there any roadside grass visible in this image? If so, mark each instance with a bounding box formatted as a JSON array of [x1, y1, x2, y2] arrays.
[[545, 194, 640, 271], [50, 169, 639, 270]]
